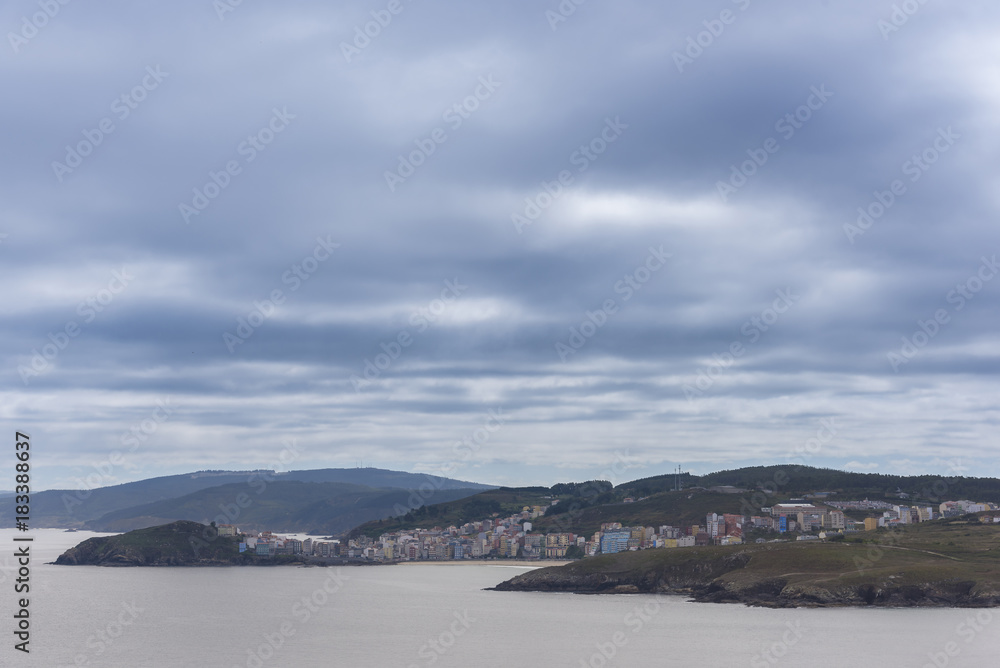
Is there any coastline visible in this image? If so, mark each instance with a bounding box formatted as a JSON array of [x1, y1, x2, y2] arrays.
[[396, 560, 570, 568], [491, 537, 1000, 608]]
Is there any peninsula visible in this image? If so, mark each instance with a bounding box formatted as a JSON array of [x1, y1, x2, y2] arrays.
[[493, 514, 1000, 607], [54, 521, 319, 566]]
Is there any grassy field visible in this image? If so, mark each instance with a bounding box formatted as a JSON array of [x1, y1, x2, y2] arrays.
[[353, 486, 751, 539], [497, 515, 1000, 606], [531, 489, 746, 536]]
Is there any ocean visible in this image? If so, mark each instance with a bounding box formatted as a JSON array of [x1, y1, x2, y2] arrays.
[[1, 529, 996, 667]]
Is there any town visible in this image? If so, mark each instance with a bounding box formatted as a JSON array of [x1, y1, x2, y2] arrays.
[[219, 496, 1000, 563]]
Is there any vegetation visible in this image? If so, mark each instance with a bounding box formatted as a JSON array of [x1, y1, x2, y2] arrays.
[[53, 520, 306, 566], [350, 486, 559, 539], [619, 465, 1000, 505], [531, 489, 745, 536], [495, 514, 1000, 607], [348, 465, 1000, 540]]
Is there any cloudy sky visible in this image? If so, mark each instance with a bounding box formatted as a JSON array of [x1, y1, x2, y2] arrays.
[[4, 0, 999, 491]]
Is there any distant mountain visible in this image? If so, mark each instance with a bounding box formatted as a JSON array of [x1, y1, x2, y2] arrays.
[[0, 467, 493, 529], [2, 471, 261, 528], [280, 467, 491, 491], [83, 480, 485, 535]]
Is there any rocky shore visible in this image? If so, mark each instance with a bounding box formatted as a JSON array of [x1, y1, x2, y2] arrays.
[[491, 542, 1000, 608]]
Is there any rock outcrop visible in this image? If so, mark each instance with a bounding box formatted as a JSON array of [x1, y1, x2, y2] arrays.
[[492, 545, 1000, 608]]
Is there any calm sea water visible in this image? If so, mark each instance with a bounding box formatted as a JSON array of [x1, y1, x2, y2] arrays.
[[1, 529, 997, 667]]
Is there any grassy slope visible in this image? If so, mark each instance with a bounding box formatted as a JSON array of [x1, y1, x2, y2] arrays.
[[498, 516, 1000, 605], [351, 486, 746, 539], [344, 465, 1000, 540], [620, 466, 1000, 504], [531, 489, 745, 536], [351, 487, 558, 539], [56, 520, 242, 565]]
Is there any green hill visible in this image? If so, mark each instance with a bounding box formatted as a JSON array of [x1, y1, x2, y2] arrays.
[[350, 484, 614, 539], [531, 488, 746, 536], [346, 465, 1000, 540], [619, 465, 1000, 504], [54, 520, 303, 566], [494, 514, 1000, 607]]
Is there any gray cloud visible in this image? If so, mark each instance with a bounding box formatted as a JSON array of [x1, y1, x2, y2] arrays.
[[3, 0, 999, 490]]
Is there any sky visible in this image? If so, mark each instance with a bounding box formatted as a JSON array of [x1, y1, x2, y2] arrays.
[[3, 0, 999, 492]]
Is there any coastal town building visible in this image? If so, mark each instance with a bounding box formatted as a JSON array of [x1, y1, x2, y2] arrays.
[[219, 494, 999, 564]]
